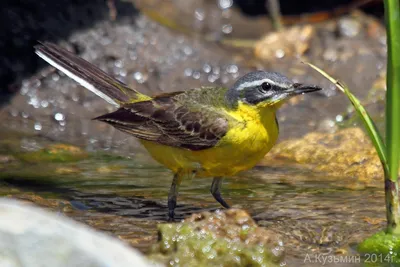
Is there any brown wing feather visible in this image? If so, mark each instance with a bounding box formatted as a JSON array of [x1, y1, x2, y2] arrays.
[[94, 95, 229, 150]]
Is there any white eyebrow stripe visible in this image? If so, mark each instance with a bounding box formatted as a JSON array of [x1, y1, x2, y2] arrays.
[[235, 78, 290, 91], [35, 50, 120, 107]]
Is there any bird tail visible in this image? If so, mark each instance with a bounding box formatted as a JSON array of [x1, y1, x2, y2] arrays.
[[34, 42, 149, 107]]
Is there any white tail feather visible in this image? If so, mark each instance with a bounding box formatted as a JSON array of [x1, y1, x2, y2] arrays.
[[35, 50, 120, 107]]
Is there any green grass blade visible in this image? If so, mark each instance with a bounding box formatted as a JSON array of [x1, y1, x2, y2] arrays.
[[305, 62, 390, 175], [384, 0, 400, 182]]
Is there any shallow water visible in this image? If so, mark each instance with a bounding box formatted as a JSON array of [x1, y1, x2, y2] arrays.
[[0, 133, 386, 266]]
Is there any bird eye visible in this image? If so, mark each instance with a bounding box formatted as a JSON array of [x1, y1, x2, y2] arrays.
[[261, 82, 272, 92]]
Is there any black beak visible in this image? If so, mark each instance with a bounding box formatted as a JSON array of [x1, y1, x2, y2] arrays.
[[292, 83, 323, 95]]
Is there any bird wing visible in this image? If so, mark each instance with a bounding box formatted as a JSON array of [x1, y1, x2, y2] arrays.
[[94, 93, 229, 151]]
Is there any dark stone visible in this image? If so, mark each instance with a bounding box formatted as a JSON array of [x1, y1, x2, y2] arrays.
[[0, 0, 138, 102]]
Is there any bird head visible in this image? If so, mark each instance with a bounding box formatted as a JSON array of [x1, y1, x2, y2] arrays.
[[226, 70, 322, 109]]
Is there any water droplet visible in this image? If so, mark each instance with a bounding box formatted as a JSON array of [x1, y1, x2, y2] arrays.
[[71, 93, 79, 102], [184, 68, 193, 77], [183, 46, 193, 56], [218, 0, 233, 9], [28, 96, 40, 108], [328, 84, 336, 91], [52, 73, 60, 81], [114, 59, 123, 68], [31, 79, 41, 88], [119, 69, 127, 77], [133, 72, 145, 84], [202, 64, 212, 73], [21, 80, 30, 88], [194, 8, 205, 21], [20, 86, 29, 95], [318, 119, 337, 133], [54, 113, 65, 121], [222, 24, 233, 34], [208, 74, 218, 83], [192, 71, 201, 80], [336, 115, 344, 122], [275, 49, 285, 59], [226, 64, 238, 74], [34, 122, 42, 131], [21, 112, 29, 119], [41, 100, 49, 108]]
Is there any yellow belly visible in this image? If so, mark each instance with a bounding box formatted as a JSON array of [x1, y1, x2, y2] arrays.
[[140, 103, 279, 178]]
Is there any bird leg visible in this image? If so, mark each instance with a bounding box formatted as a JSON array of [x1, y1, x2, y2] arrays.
[[168, 171, 184, 221], [210, 177, 230, 209]]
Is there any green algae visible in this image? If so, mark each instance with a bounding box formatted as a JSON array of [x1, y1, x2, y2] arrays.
[[16, 144, 88, 163], [149, 209, 284, 267], [358, 231, 400, 265]]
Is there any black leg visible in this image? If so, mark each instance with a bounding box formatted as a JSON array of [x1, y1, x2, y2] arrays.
[[168, 171, 183, 221], [210, 177, 230, 209]]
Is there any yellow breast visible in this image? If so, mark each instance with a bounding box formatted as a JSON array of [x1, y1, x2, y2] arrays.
[[141, 102, 279, 177]]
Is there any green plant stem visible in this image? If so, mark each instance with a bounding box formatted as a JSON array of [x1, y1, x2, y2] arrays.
[[384, 0, 400, 235], [385, 171, 400, 234], [384, 0, 400, 182]]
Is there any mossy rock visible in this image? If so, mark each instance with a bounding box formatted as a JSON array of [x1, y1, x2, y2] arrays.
[[16, 144, 88, 163], [358, 231, 400, 265], [149, 209, 285, 267]]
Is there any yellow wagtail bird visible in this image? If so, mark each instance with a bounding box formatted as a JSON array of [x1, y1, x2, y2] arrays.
[[35, 42, 322, 220]]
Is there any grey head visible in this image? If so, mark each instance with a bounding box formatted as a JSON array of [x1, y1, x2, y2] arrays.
[[226, 70, 322, 107]]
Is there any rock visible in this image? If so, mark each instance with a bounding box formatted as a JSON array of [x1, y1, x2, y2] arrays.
[[150, 209, 285, 267], [16, 144, 88, 163], [254, 25, 315, 60], [0, 199, 159, 267], [55, 166, 82, 175], [262, 127, 400, 187], [337, 17, 362, 38], [0, 155, 18, 171], [96, 165, 124, 174], [358, 231, 400, 264], [0, 155, 16, 164]]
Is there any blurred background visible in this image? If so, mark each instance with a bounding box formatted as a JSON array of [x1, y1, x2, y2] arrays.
[[0, 0, 387, 145]]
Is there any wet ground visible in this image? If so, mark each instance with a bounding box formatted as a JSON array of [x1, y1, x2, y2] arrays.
[[0, 0, 391, 266], [0, 130, 387, 266]]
